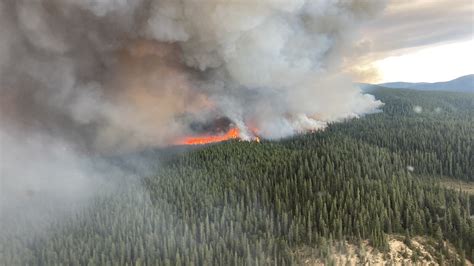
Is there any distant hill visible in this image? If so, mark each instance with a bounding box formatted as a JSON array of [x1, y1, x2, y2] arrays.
[[377, 74, 473, 93]]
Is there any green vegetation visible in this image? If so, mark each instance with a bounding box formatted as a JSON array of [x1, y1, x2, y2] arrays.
[[1, 88, 473, 265], [341, 88, 473, 181]]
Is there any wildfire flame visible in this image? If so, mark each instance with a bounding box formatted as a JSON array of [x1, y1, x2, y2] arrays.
[[176, 128, 240, 145]]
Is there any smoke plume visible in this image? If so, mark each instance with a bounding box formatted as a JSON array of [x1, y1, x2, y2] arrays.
[[0, 0, 387, 243], [0, 0, 384, 153]]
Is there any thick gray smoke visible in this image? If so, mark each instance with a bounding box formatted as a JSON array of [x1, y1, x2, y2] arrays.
[[0, 0, 385, 225], [0, 0, 384, 152]]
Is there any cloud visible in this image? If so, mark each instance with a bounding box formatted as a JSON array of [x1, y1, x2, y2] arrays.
[[346, 0, 473, 82], [363, 0, 473, 53]]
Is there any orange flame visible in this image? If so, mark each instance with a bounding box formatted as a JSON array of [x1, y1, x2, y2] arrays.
[[176, 128, 240, 145]]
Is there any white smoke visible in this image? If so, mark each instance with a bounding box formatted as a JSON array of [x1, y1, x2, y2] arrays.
[[0, 130, 102, 233], [0, 0, 385, 151], [144, 0, 385, 139], [413, 105, 423, 113]]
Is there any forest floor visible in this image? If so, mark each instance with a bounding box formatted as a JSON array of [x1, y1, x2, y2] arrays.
[[295, 235, 472, 265]]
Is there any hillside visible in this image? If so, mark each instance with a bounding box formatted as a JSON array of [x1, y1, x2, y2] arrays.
[[297, 235, 471, 265], [378, 74, 474, 93], [1, 89, 473, 265]]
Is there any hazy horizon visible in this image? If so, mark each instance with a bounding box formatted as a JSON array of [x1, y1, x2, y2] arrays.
[[376, 73, 474, 84]]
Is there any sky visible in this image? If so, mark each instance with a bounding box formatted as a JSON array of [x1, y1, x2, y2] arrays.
[[374, 40, 474, 83], [355, 0, 473, 83]]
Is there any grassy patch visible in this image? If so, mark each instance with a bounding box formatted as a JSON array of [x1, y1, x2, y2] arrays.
[[440, 178, 474, 195]]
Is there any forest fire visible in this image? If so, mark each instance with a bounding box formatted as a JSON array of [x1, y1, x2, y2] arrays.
[[175, 126, 261, 145], [176, 128, 240, 145]]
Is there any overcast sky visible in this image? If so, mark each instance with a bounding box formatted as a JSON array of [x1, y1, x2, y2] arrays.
[[355, 0, 473, 83]]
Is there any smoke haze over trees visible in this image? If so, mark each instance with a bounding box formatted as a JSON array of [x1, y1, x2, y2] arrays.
[[0, 0, 386, 236], [1, 88, 473, 265], [1, 1, 473, 265]]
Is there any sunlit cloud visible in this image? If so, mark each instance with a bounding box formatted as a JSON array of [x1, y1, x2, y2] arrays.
[[353, 0, 473, 83]]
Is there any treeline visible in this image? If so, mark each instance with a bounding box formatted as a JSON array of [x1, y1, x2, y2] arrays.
[[333, 88, 474, 180], [1, 89, 472, 265]]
